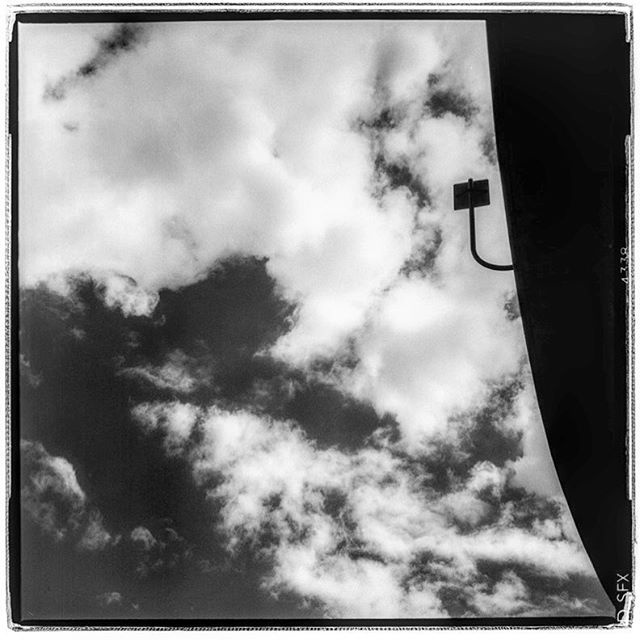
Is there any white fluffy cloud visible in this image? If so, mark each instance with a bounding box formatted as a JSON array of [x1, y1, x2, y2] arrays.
[[130, 404, 609, 617], [341, 274, 522, 448], [131, 400, 201, 456], [471, 570, 530, 616], [21, 20, 609, 617], [21, 440, 116, 549], [21, 19, 529, 454], [118, 349, 213, 395], [20, 21, 505, 360], [79, 510, 116, 551], [21, 440, 87, 540]]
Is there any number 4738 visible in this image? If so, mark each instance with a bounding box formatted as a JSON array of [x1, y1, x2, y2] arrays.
[[620, 247, 629, 284]]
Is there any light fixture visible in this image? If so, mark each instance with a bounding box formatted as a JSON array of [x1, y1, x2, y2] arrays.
[[453, 178, 513, 271]]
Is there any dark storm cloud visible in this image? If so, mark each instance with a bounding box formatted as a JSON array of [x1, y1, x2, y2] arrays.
[[44, 24, 146, 101]]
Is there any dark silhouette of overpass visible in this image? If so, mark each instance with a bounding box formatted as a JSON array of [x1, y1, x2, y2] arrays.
[[487, 13, 631, 619]]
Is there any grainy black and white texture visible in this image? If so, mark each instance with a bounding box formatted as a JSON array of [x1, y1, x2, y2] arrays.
[[17, 20, 613, 620]]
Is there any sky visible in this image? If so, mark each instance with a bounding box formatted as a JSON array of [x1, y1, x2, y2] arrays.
[[17, 19, 613, 620]]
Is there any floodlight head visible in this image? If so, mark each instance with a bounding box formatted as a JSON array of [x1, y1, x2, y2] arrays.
[[453, 178, 490, 210]]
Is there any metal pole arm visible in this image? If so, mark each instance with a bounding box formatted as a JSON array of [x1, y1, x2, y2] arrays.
[[468, 207, 514, 271], [466, 178, 513, 272]]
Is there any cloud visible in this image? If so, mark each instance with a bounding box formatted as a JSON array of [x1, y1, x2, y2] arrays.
[[20, 21, 507, 370], [336, 275, 523, 450], [130, 403, 611, 617], [131, 401, 201, 456], [426, 87, 480, 122], [440, 461, 507, 528], [100, 273, 159, 317], [78, 510, 116, 551], [21, 439, 86, 540], [20, 20, 611, 618], [471, 570, 530, 615], [96, 591, 123, 607], [21, 440, 116, 549], [128, 522, 191, 578], [118, 349, 213, 394], [21, 15, 537, 506], [44, 24, 147, 100], [506, 377, 564, 496], [19, 354, 42, 388], [130, 525, 158, 551]]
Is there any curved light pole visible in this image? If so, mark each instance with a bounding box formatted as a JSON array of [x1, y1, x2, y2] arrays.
[[453, 178, 513, 271]]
